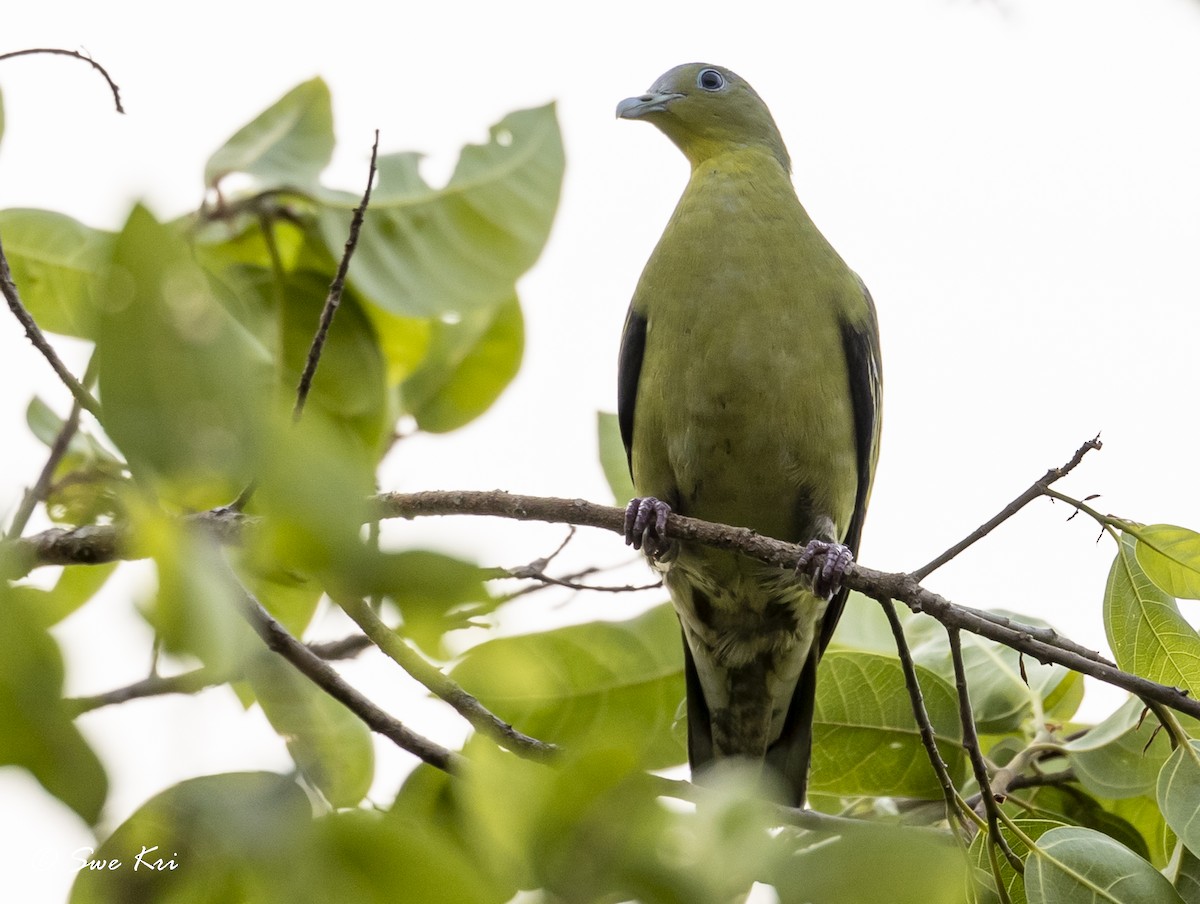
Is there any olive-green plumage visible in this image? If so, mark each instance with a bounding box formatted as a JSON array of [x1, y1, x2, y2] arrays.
[[617, 63, 881, 805]]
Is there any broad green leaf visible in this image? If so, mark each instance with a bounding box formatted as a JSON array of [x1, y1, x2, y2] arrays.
[[597, 410, 635, 504], [1157, 740, 1200, 855], [1013, 785, 1153, 862], [303, 809, 506, 904], [0, 208, 112, 338], [0, 589, 107, 823], [244, 652, 374, 808], [970, 818, 1066, 904], [204, 77, 334, 190], [450, 603, 686, 769], [773, 822, 967, 904], [399, 295, 523, 432], [9, 561, 118, 627], [1136, 525, 1200, 600], [136, 505, 256, 673], [1105, 533, 1200, 697], [69, 772, 310, 904], [374, 549, 494, 657], [810, 650, 965, 797], [1105, 795, 1174, 869], [826, 591, 912, 654], [909, 611, 1074, 733], [96, 205, 272, 508], [1177, 846, 1200, 903], [315, 103, 564, 318], [1024, 825, 1183, 904], [1066, 697, 1173, 799]]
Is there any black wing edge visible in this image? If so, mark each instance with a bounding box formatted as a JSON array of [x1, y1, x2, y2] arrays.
[[616, 308, 648, 476], [819, 278, 882, 654], [681, 631, 715, 773]]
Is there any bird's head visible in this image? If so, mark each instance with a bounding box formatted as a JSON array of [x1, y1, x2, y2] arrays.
[[617, 63, 790, 173]]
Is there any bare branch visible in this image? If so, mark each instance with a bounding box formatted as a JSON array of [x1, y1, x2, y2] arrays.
[[5, 362, 90, 539], [0, 47, 124, 113], [877, 596, 973, 836], [227, 564, 462, 772], [336, 594, 558, 761], [67, 632, 374, 714], [293, 131, 379, 421], [0, 235, 102, 417], [911, 435, 1102, 581], [948, 628, 1023, 872]]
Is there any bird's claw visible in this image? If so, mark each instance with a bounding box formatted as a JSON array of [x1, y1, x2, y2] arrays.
[[624, 496, 675, 560], [795, 539, 853, 599]]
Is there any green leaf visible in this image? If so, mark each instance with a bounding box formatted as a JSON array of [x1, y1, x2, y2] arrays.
[[399, 295, 523, 432], [0, 589, 107, 823], [1024, 825, 1183, 903], [204, 77, 334, 190], [374, 549, 495, 657], [244, 652, 374, 808], [1156, 740, 1200, 855], [1136, 525, 1200, 600], [1105, 533, 1200, 697], [305, 809, 506, 904], [69, 772, 311, 904], [1065, 697, 1173, 799], [10, 561, 118, 627], [0, 208, 113, 338], [970, 818, 1066, 904], [96, 205, 272, 508], [316, 103, 564, 318], [1013, 785, 1154, 862], [598, 410, 635, 504], [810, 650, 965, 797], [136, 507, 257, 673], [450, 603, 686, 769], [773, 822, 968, 904], [1176, 845, 1200, 903]]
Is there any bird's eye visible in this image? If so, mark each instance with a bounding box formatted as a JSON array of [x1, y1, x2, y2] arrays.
[[697, 68, 725, 91]]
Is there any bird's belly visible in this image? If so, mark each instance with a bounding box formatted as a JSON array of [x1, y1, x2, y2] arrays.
[[664, 552, 828, 753]]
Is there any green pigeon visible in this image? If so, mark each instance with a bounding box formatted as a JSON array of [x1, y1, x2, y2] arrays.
[[616, 62, 882, 805]]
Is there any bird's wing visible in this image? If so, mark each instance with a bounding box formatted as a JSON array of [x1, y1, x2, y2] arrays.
[[819, 276, 883, 653], [617, 307, 648, 476]]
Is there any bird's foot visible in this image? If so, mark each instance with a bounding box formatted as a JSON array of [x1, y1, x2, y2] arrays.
[[624, 496, 676, 561], [795, 539, 854, 599]]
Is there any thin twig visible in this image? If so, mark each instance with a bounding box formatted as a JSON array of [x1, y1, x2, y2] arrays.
[[67, 633, 374, 714], [227, 564, 462, 772], [293, 131, 379, 421], [0, 236, 102, 417], [337, 594, 558, 761], [0, 47, 124, 112], [877, 596, 974, 836], [5, 354, 96, 538], [911, 435, 1102, 581], [948, 628, 1023, 873]]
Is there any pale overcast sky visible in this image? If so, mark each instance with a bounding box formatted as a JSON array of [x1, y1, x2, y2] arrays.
[[4, 1, 1200, 900]]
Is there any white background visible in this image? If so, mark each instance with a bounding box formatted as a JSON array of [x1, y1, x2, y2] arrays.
[[3, 0, 1200, 900]]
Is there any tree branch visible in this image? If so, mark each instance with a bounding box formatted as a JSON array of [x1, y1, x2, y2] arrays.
[[911, 435, 1102, 581], [0, 47, 124, 113], [336, 594, 558, 761], [67, 633, 374, 714], [293, 131, 379, 421], [0, 235, 102, 417], [226, 564, 463, 772]]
